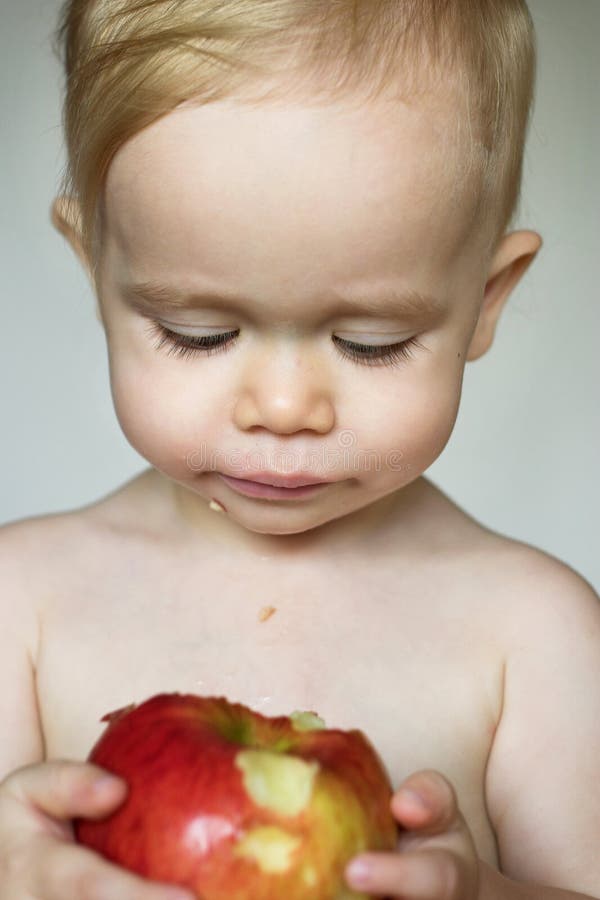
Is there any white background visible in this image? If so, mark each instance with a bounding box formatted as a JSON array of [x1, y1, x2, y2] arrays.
[[1, 0, 598, 589]]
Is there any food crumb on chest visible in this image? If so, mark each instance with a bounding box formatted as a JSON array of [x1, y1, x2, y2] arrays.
[[259, 605, 277, 622]]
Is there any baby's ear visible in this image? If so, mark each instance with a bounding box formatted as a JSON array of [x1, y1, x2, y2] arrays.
[[466, 230, 542, 361]]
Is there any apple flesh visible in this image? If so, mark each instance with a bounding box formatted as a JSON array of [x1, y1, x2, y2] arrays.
[[75, 693, 397, 899]]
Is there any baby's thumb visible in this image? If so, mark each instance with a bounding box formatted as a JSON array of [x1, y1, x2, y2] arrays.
[[3, 759, 127, 821]]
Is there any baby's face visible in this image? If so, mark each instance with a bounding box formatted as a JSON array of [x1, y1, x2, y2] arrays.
[[94, 91, 494, 538]]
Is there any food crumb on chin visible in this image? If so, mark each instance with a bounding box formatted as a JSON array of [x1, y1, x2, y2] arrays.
[[209, 499, 226, 513], [259, 605, 277, 623]]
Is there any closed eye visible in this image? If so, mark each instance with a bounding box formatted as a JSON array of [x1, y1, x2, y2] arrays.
[[145, 321, 425, 369]]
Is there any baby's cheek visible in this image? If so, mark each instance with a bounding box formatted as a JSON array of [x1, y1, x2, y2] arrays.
[[106, 359, 187, 465], [385, 363, 464, 469]]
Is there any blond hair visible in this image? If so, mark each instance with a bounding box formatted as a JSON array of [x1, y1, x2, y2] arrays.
[[53, 0, 536, 265]]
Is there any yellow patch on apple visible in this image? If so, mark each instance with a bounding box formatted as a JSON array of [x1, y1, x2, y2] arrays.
[[235, 748, 320, 816], [233, 824, 301, 872]]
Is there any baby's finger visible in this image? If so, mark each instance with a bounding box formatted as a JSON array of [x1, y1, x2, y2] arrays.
[[346, 848, 462, 900], [3, 759, 127, 820], [392, 770, 460, 836], [33, 836, 194, 900]]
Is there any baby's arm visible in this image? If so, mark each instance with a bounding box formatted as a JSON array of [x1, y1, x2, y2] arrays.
[[0, 523, 192, 900], [484, 553, 600, 896], [343, 552, 600, 900], [0, 523, 45, 778]]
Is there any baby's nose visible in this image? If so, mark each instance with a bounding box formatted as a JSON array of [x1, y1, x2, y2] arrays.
[[233, 388, 335, 435], [232, 345, 335, 435]]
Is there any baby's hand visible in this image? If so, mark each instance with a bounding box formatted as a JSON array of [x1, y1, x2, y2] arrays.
[[0, 759, 194, 900], [345, 769, 481, 900]]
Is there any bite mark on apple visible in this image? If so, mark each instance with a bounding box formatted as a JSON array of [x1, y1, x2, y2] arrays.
[[233, 825, 301, 873], [290, 710, 327, 731], [235, 749, 319, 816]]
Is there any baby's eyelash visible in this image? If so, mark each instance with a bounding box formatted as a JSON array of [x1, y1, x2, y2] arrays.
[[145, 321, 424, 369], [146, 322, 238, 361], [332, 335, 423, 367]]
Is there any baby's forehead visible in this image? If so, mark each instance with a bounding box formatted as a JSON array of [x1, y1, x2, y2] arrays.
[[105, 94, 480, 236], [108, 90, 471, 187]]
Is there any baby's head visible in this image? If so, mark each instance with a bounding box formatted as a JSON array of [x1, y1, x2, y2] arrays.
[[54, 0, 538, 261], [51, 0, 542, 542]]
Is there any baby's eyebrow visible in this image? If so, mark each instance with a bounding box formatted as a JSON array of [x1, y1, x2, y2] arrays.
[[119, 280, 445, 320]]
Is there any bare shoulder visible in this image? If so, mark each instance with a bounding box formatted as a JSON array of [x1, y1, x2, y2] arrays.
[[0, 514, 71, 644], [0, 468, 147, 582], [472, 524, 598, 617], [0, 509, 96, 635], [0, 477, 131, 560], [428, 479, 600, 724], [0, 468, 178, 614], [420, 478, 598, 612], [0, 518, 60, 772], [482, 529, 600, 664]]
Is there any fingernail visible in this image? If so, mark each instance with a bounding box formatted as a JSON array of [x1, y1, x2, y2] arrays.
[[94, 775, 124, 794], [399, 787, 429, 810], [346, 858, 371, 887]]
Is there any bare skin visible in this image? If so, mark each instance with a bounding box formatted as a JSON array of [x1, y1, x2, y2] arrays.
[[29, 466, 520, 870], [6, 84, 598, 900]]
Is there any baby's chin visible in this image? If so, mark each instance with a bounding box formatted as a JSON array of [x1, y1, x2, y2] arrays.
[[221, 507, 350, 538]]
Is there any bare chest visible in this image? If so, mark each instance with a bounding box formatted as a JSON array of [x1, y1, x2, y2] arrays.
[[36, 545, 504, 867]]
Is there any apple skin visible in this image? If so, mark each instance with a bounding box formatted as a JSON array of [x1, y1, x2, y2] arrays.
[[75, 693, 398, 899]]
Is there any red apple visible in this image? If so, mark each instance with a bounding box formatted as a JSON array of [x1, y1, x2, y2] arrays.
[[75, 693, 397, 899]]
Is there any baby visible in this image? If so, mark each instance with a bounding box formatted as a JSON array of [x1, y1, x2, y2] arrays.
[[1, 1, 599, 899]]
